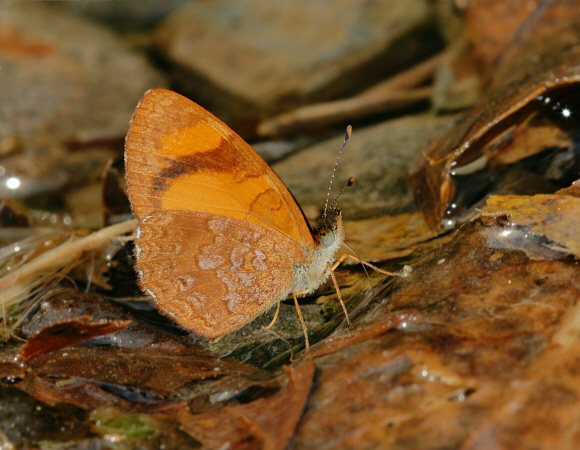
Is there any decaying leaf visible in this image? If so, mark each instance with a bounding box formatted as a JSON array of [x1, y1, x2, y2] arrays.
[[159, 363, 314, 449], [342, 212, 445, 262], [18, 315, 131, 362], [481, 193, 580, 259], [410, 1, 580, 229]]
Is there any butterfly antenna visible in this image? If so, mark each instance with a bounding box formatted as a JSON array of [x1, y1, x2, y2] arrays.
[[323, 125, 352, 222], [329, 177, 354, 213]]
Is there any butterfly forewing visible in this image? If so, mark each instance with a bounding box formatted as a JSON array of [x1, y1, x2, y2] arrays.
[[125, 89, 314, 248]]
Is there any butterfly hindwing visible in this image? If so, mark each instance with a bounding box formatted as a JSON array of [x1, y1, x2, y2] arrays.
[[135, 210, 303, 337]]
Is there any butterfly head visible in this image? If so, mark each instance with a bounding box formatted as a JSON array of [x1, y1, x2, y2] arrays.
[[314, 207, 343, 248]]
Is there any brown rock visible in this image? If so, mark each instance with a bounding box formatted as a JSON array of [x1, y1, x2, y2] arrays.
[[272, 113, 458, 220], [62, 0, 187, 31], [155, 0, 443, 134], [0, 2, 166, 147]]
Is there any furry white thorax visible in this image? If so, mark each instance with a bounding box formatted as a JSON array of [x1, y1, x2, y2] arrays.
[[289, 215, 345, 295]]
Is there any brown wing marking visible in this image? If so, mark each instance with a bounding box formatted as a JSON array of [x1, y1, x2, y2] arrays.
[[125, 89, 314, 248]]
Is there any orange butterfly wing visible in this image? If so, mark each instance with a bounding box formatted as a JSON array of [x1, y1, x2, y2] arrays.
[[135, 211, 303, 337], [125, 89, 314, 337], [125, 89, 313, 248]]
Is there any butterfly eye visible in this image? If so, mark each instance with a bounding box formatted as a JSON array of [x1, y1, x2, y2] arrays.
[[320, 229, 335, 247]]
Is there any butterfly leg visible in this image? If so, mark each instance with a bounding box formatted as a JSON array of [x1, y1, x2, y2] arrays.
[[265, 301, 281, 329], [292, 292, 310, 352], [328, 264, 351, 329], [330, 253, 398, 276]]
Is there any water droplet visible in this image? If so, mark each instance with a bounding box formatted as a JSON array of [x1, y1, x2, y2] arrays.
[[400, 265, 413, 277], [5, 177, 21, 190], [442, 218, 456, 229]]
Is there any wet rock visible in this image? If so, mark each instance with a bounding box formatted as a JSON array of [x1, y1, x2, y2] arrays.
[[155, 0, 443, 134], [273, 113, 458, 219], [0, 2, 166, 147], [62, 0, 187, 31]]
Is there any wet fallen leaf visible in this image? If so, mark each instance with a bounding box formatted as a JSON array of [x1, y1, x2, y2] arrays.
[[481, 193, 580, 259], [159, 363, 314, 450], [291, 196, 580, 448], [18, 316, 131, 362], [410, 1, 580, 229], [342, 212, 444, 262]]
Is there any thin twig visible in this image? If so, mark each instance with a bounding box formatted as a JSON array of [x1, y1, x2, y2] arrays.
[[0, 219, 137, 304], [257, 50, 446, 137]]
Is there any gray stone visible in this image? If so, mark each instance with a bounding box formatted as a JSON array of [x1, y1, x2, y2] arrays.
[[272, 113, 458, 220], [156, 0, 443, 131], [63, 0, 188, 31], [0, 2, 166, 146]]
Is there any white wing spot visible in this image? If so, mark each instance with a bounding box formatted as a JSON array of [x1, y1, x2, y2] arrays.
[[253, 249, 267, 270], [197, 253, 225, 270], [240, 229, 254, 246], [202, 311, 220, 326], [230, 246, 249, 271], [186, 292, 207, 307], [217, 269, 247, 314], [225, 293, 243, 313], [237, 272, 254, 287], [208, 219, 229, 232]]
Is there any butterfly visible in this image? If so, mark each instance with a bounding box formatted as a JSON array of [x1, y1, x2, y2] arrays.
[[125, 89, 387, 351]]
